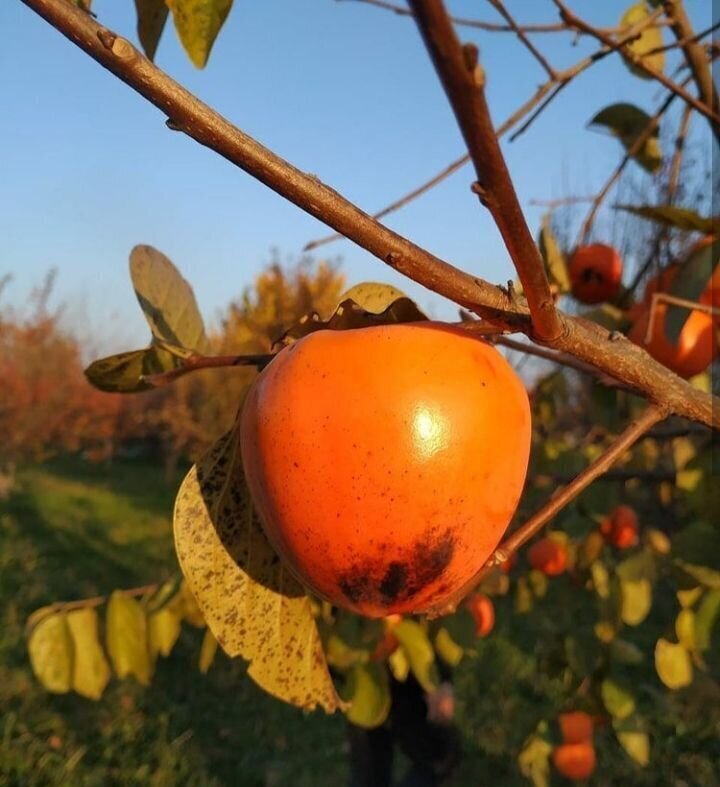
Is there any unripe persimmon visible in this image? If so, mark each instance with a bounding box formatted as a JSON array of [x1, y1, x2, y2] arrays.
[[466, 593, 495, 637], [241, 323, 532, 617], [569, 244, 623, 304], [600, 504, 638, 549], [552, 741, 596, 780], [528, 537, 568, 576], [558, 711, 594, 744]]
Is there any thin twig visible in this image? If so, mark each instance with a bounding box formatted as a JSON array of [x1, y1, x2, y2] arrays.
[[27, 584, 159, 625], [336, 0, 569, 33], [661, 0, 720, 146], [408, 0, 562, 341], [430, 404, 666, 614], [553, 0, 720, 127], [19, 0, 719, 429], [141, 351, 273, 387], [305, 8, 664, 250], [643, 293, 719, 344], [486, 0, 556, 78], [643, 19, 720, 57]]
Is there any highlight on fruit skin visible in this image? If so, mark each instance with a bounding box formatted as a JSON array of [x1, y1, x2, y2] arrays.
[[240, 322, 532, 618], [466, 593, 495, 638], [552, 741, 596, 781], [568, 243, 623, 305], [628, 236, 718, 379], [600, 504, 639, 549], [528, 537, 568, 576], [558, 711, 594, 744]]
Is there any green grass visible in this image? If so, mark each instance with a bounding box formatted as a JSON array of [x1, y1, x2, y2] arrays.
[[0, 457, 347, 787]]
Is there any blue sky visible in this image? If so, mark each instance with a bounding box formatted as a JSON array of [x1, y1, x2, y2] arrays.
[[1, 0, 714, 352]]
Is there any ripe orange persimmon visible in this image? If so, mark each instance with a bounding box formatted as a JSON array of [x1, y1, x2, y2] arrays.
[[528, 537, 568, 576], [629, 239, 719, 378], [569, 244, 623, 304], [600, 504, 639, 549], [241, 323, 532, 617], [552, 741, 596, 781], [466, 593, 495, 637], [558, 711, 594, 744]]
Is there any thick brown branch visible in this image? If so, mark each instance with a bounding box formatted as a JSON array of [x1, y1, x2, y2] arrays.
[[408, 0, 562, 342], [19, 0, 720, 430], [431, 404, 666, 614], [553, 0, 720, 127], [661, 0, 720, 146]]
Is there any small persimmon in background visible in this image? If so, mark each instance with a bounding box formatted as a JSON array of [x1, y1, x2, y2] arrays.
[[528, 537, 568, 576], [600, 505, 639, 549], [569, 243, 623, 305]]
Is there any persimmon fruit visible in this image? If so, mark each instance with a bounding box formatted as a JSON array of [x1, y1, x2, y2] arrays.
[[569, 244, 623, 304], [241, 323, 532, 617], [629, 237, 718, 378], [528, 537, 568, 576], [466, 593, 495, 637], [552, 741, 596, 780], [600, 504, 638, 549], [558, 711, 594, 744]]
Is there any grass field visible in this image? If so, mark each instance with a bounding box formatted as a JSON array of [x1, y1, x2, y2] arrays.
[[0, 458, 347, 787]]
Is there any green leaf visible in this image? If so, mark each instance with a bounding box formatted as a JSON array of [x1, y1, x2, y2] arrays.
[[148, 607, 182, 658], [619, 2, 665, 78], [67, 608, 111, 700], [166, 0, 233, 68], [84, 345, 178, 393], [665, 237, 719, 344], [146, 575, 183, 615], [393, 619, 439, 693], [591, 561, 611, 599], [589, 104, 662, 173], [602, 678, 636, 720], [343, 663, 391, 729], [434, 627, 464, 667], [173, 427, 342, 712], [655, 638, 693, 689], [617, 730, 650, 766], [134, 0, 169, 61], [615, 204, 718, 234], [617, 550, 656, 582], [518, 733, 552, 787], [611, 638, 644, 665], [129, 245, 210, 352], [538, 213, 570, 292], [198, 628, 219, 674], [695, 589, 720, 652], [28, 612, 73, 694], [324, 634, 368, 672], [620, 578, 652, 626], [106, 592, 153, 686]]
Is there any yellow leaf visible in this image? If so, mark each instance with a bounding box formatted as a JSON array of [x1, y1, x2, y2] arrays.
[[675, 609, 696, 651], [393, 620, 439, 693], [67, 608, 110, 700], [148, 607, 182, 658], [645, 528, 671, 555], [28, 612, 73, 694], [518, 733, 552, 787], [106, 592, 153, 685], [336, 282, 410, 315], [343, 663, 391, 729], [617, 730, 650, 766], [602, 678, 635, 720], [435, 627, 464, 668], [388, 645, 410, 682], [620, 2, 665, 77], [677, 587, 702, 608], [620, 578, 652, 626], [166, 0, 234, 68], [173, 427, 342, 712], [198, 628, 219, 674], [655, 638, 693, 689], [591, 561, 611, 599]]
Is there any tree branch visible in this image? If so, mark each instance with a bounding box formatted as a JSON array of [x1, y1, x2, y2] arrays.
[[486, 0, 557, 78], [408, 0, 562, 342], [18, 0, 720, 430], [553, 0, 720, 128], [661, 0, 720, 147], [431, 404, 666, 614], [141, 351, 273, 388]]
